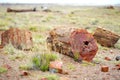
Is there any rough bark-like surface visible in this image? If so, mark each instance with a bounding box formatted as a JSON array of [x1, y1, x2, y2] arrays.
[[93, 27, 120, 47], [1, 28, 33, 50], [47, 27, 98, 62], [7, 8, 36, 12]]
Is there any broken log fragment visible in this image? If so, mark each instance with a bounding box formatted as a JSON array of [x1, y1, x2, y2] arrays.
[[7, 8, 36, 12], [106, 5, 114, 9], [93, 27, 120, 47], [47, 27, 98, 62], [1, 28, 33, 50], [101, 66, 109, 72]]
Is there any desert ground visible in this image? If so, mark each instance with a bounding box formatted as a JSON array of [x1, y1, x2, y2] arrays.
[[0, 4, 120, 80]]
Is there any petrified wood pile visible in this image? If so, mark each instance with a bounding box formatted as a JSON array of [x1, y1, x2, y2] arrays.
[[1, 28, 33, 50], [47, 27, 98, 62]]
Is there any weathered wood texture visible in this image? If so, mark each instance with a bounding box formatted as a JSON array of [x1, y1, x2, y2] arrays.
[[47, 27, 98, 62], [93, 27, 120, 47], [7, 8, 36, 12], [1, 28, 33, 50]]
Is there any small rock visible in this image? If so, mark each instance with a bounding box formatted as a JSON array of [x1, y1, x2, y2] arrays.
[[115, 64, 120, 70], [105, 57, 111, 61], [49, 60, 63, 73], [110, 50, 113, 53], [101, 66, 109, 72], [21, 71, 29, 76], [115, 56, 120, 61]]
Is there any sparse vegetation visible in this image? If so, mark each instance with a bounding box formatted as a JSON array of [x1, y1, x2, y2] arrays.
[[3, 43, 25, 55], [0, 5, 120, 80], [19, 64, 32, 70], [0, 67, 7, 74], [3, 43, 17, 54], [9, 53, 25, 60], [39, 74, 59, 80], [81, 61, 95, 66], [67, 63, 75, 70], [29, 26, 38, 32], [32, 53, 60, 71]]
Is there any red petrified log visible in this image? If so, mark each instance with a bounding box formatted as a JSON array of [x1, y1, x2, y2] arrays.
[[47, 27, 98, 62], [70, 29, 98, 61], [1, 28, 33, 50]]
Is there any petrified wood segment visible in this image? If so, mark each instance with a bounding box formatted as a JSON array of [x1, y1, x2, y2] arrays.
[[93, 27, 120, 47], [47, 27, 98, 62], [7, 8, 36, 12], [1, 28, 33, 50]]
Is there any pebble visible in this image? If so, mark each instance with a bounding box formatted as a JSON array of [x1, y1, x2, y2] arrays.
[[115, 56, 120, 61]]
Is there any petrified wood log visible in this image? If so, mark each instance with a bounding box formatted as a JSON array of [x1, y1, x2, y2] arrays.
[[1, 28, 33, 50], [47, 27, 98, 62], [106, 5, 114, 9], [93, 27, 120, 47], [7, 8, 36, 12]]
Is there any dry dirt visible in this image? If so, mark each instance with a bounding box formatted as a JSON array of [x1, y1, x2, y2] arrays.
[[0, 4, 120, 80], [0, 48, 120, 80]]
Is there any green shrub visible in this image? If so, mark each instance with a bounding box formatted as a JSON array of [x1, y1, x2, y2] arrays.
[[0, 67, 7, 74], [32, 53, 59, 71]]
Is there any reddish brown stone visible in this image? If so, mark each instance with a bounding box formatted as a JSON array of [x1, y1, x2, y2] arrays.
[[104, 57, 111, 61], [70, 29, 98, 62], [21, 71, 29, 76], [1, 28, 33, 50], [47, 27, 98, 62], [93, 27, 120, 47], [101, 66, 109, 72], [115, 64, 120, 70], [49, 60, 63, 73], [0, 45, 3, 49]]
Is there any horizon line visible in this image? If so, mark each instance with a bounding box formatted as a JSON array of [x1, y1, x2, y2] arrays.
[[0, 3, 119, 6]]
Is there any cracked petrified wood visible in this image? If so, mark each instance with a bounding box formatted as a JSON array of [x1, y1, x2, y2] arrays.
[[93, 27, 120, 47], [47, 27, 98, 62], [1, 28, 33, 50]]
